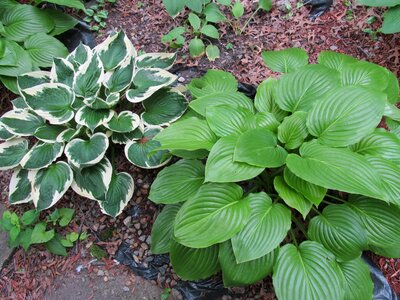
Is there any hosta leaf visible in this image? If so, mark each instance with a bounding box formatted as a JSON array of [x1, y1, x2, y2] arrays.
[[273, 241, 344, 300], [65, 133, 109, 168], [136, 53, 176, 70], [0, 138, 28, 170], [32, 162, 73, 211], [369, 244, 400, 258], [170, 149, 209, 159], [9, 168, 33, 204], [17, 71, 51, 91], [0, 41, 32, 77], [141, 88, 188, 126], [149, 159, 205, 204], [187, 70, 237, 98], [155, 117, 218, 151], [283, 168, 326, 206], [206, 105, 256, 137], [170, 241, 220, 280], [11, 97, 29, 110], [0, 110, 44, 136], [126, 68, 177, 103], [201, 24, 219, 39], [34, 124, 68, 143], [44, 8, 79, 36], [234, 128, 287, 168], [99, 172, 134, 217], [308, 204, 368, 261], [56, 126, 85, 143], [188, 38, 205, 57], [0, 125, 15, 141], [83, 93, 120, 110], [278, 111, 308, 149], [307, 86, 386, 147], [383, 103, 400, 121], [75, 106, 114, 132], [104, 111, 140, 133], [151, 203, 182, 254], [66, 43, 91, 69], [386, 117, 400, 138], [231, 192, 291, 262], [274, 176, 312, 219], [203, 3, 226, 23], [205, 44, 220, 61], [0, 75, 19, 95], [20, 142, 64, 170], [186, 1, 202, 12], [254, 78, 287, 121], [276, 65, 340, 112], [262, 48, 308, 73], [381, 6, 400, 34], [383, 69, 399, 104], [357, 0, 400, 6], [205, 135, 264, 183], [286, 141, 384, 200], [103, 56, 134, 93], [50, 57, 75, 86], [111, 128, 143, 144], [71, 157, 112, 201], [219, 241, 276, 287], [255, 112, 280, 132], [31, 222, 54, 244], [317, 51, 358, 71], [339, 258, 374, 300], [22, 83, 75, 125], [36, 0, 85, 10], [340, 61, 389, 91], [174, 183, 251, 248], [162, 0, 186, 17]]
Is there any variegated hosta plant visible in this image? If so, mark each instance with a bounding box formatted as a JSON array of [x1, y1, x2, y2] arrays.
[[0, 31, 188, 217], [148, 49, 400, 299]]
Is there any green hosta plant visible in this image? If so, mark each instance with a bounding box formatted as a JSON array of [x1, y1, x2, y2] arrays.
[[148, 49, 400, 298], [357, 0, 400, 34], [0, 31, 188, 217], [0, 0, 80, 93], [84, 0, 117, 32]]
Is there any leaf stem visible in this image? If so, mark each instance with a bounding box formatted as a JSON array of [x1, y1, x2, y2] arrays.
[[291, 216, 308, 239], [289, 229, 298, 247], [311, 206, 322, 216], [325, 194, 346, 203], [240, 7, 260, 34], [111, 145, 116, 173], [322, 199, 337, 205]]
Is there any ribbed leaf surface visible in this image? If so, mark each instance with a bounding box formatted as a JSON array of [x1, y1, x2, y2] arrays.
[[382, 6, 400, 34], [20, 142, 64, 170], [317, 50, 357, 71], [278, 111, 308, 149], [262, 48, 308, 73], [340, 61, 389, 91], [0, 138, 28, 170], [187, 69, 237, 98], [254, 78, 287, 121], [339, 258, 374, 300]]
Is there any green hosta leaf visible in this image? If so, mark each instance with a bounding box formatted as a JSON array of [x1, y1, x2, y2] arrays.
[[0, 41, 32, 77], [99, 172, 134, 217], [274, 176, 312, 219], [255, 112, 280, 132], [32, 162, 73, 211], [204, 3, 226, 23], [205, 44, 220, 61], [0, 138, 28, 170], [273, 241, 344, 300], [278, 111, 308, 149], [50, 58, 75, 87], [21, 210, 39, 226], [231, 192, 291, 262], [383, 103, 400, 121], [75, 106, 114, 132], [104, 111, 140, 133], [74, 54, 103, 99], [307, 86, 386, 147], [125, 127, 171, 169], [201, 24, 219, 39], [155, 117, 218, 151], [308, 205, 368, 261], [186, 0, 202, 12], [188, 69, 237, 98], [283, 168, 326, 206], [34, 124, 67, 143], [254, 78, 287, 121], [317, 51, 358, 71], [45, 235, 67, 256], [170, 149, 209, 159], [136, 53, 176, 70], [103, 56, 134, 93], [219, 241, 276, 287], [232, 0, 245, 17], [71, 157, 112, 201], [0, 75, 19, 94], [286, 141, 384, 201], [174, 183, 251, 248], [370, 244, 400, 258], [20, 142, 64, 170], [357, 0, 400, 6], [259, 0, 272, 11], [151, 203, 182, 254], [24, 33, 68, 68], [262, 48, 308, 73], [277, 65, 340, 112], [149, 159, 205, 204], [386, 117, 400, 138], [66, 43, 91, 69], [234, 128, 287, 168], [339, 258, 374, 300], [31, 222, 55, 244], [162, 0, 186, 17], [0, 110, 44, 136], [126, 68, 177, 103], [58, 208, 74, 227], [22, 83, 75, 125], [65, 133, 109, 168], [141, 89, 188, 126], [17, 71, 50, 91], [44, 8, 78, 36], [170, 241, 220, 280], [9, 168, 33, 204], [188, 13, 201, 31], [340, 61, 389, 91], [189, 38, 205, 57], [205, 135, 264, 183], [381, 5, 400, 34], [37, 0, 85, 10], [206, 105, 256, 137]]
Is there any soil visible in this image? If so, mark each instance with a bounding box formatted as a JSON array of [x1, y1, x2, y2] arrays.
[[0, 0, 400, 299]]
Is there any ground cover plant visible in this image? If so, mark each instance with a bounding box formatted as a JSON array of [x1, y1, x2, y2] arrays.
[[84, 0, 117, 32], [357, 0, 400, 34], [148, 48, 400, 299], [0, 31, 188, 217]]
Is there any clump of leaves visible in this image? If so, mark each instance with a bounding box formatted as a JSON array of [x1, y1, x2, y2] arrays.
[[148, 48, 400, 298], [0, 208, 87, 256], [357, 0, 400, 34], [84, 0, 117, 32], [0, 31, 188, 217]]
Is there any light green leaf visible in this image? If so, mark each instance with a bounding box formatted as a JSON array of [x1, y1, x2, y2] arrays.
[[259, 0, 272, 11], [188, 69, 237, 98], [31, 222, 55, 244], [381, 5, 400, 34], [44, 8, 79, 35], [262, 48, 308, 73], [20, 142, 64, 170], [204, 3, 226, 23], [201, 24, 220, 38], [188, 13, 201, 31], [254, 78, 287, 121], [37, 0, 85, 10], [162, 0, 186, 17], [278, 111, 308, 149], [9, 168, 33, 204], [317, 50, 358, 71], [21, 209, 39, 226], [75, 106, 114, 132], [0, 109, 44, 136], [45, 236, 67, 256], [189, 38, 205, 57], [339, 258, 374, 300], [104, 111, 140, 133], [205, 44, 220, 61], [232, 1, 245, 18], [73, 54, 103, 99], [186, 1, 203, 12], [0, 138, 28, 170], [357, 0, 400, 6], [340, 61, 389, 91], [0, 41, 32, 77], [255, 112, 280, 132]]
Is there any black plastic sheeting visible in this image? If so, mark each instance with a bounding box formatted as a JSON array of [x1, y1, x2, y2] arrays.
[[56, 21, 96, 52], [304, 0, 334, 19]]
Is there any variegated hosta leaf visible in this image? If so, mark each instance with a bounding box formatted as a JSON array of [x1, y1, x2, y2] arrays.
[[9, 168, 34, 204], [231, 192, 291, 263], [126, 68, 177, 103], [71, 157, 112, 201], [125, 127, 171, 169], [0, 109, 44, 136], [278, 111, 308, 150], [66, 43, 92, 69], [219, 241, 276, 287], [103, 56, 134, 93], [20, 142, 64, 170], [0, 138, 28, 170], [73, 53, 103, 99], [149, 159, 205, 204], [104, 111, 140, 133], [141, 89, 188, 126], [99, 172, 134, 217], [94, 31, 136, 71], [0, 125, 15, 141], [75, 106, 114, 132], [65, 133, 109, 168], [174, 183, 251, 248], [21, 83, 75, 124], [56, 126, 85, 143], [273, 241, 344, 300], [17, 71, 51, 91], [111, 127, 143, 144], [83, 93, 120, 110], [254, 78, 287, 121], [34, 124, 68, 143], [11, 97, 28, 110], [136, 52, 176, 70], [339, 258, 374, 300], [50, 57, 75, 86], [32, 161, 73, 211]]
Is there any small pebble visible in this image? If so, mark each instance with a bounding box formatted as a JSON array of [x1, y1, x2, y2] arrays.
[[178, 77, 185, 82], [104, 276, 109, 282], [97, 270, 104, 276], [123, 216, 132, 226], [122, 286, 130, 292]]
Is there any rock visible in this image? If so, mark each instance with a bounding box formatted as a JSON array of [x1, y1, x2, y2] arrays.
[[103, 276, 109, 282], [178, 77, 185, 82], [139, 235, 146, 242], [134, 223, 141, 230], [141, 243, 149, 250], [97, 270, 105, 276], [146, 236, 151, 244], [330, 45, 338, 51], [122, 286, 130, 292], [123, 216, 132, 226]]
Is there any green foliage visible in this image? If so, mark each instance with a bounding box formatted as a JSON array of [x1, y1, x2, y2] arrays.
[[0, 0, 78, 93], [84, 0, 116, 32], [0, 31, 188, 217], [357, 0, 400, 34], [148, 49, 400, 296], [0, 207, 86, 256]]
